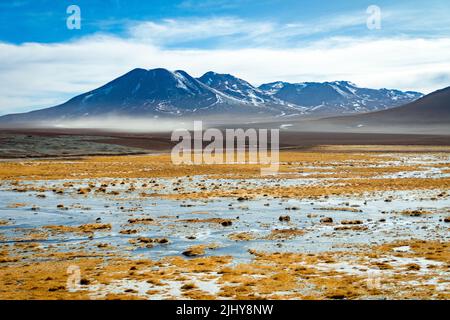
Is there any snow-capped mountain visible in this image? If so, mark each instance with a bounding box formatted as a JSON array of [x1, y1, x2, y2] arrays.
[[196, 71, 305, 115], [0, 68, 423, 124], [259, 81, 423, 115], [198, 72, 278, 106], [0, 68, 272, 123]]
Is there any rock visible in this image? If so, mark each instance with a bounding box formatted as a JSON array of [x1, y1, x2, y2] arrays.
[[182, 250, 200, 257], [409, 210, 422, 217], [279, 215, 291, 222], [221, 220, 233, 227], [444, 217, 450, 223], [77, 188, 91, 195], [341, 220, 363, 225], [406, 264, 421, 271], [128, 217, 154, 224], [119, 229, 138, 235], [182, 246, 205, 257], [334, 225, 368, 231], [180, 283, 196, 290], [320, 217, 333, 224], [137, 237, 153, 244]]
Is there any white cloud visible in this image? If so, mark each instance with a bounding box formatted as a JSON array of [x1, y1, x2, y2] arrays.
[[1, 18, 450, 115], [128, 17, 274, 47], [127, 14, 369, 48]]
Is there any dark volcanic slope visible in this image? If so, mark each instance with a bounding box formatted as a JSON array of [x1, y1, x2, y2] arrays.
[[323, 86, 450, 126], [0, 68, 264, 123]]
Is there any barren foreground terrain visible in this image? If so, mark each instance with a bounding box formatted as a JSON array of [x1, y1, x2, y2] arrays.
[[0, 146, 449, 299]]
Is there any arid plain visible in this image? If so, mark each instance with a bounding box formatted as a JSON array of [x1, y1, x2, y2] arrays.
[[0, 131, 449, 300]]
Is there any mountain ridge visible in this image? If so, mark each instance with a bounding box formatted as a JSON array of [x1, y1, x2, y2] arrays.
[[319, 86, 450, 127], [0, 68, 424, 124]]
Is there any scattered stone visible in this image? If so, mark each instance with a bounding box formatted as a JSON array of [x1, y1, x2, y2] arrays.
[[182, 247, 204, 257], [128, 217, 154, 224], [341, 220, 363, 225], [119, 229, 138, 235], [221, 220, 233, 227], [180, 283, 196, 290], [401, 210, 431, 217], [334, 225, 368, 231], [137, 237, 153, 244], [320, 217, 333, 224], [77, 188, 91, 195], [405, 264, 421, 271]]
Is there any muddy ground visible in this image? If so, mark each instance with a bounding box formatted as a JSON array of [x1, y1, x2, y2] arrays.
[[1, 129, 450, 158]]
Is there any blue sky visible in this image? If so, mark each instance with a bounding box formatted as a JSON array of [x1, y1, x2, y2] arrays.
[[0, 0, 450, 114], [2, 0, 449, 45]]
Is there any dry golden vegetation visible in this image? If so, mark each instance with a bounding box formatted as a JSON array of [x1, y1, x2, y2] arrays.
[[0, 146, 449, 300], [1, 239, 448, 300]]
